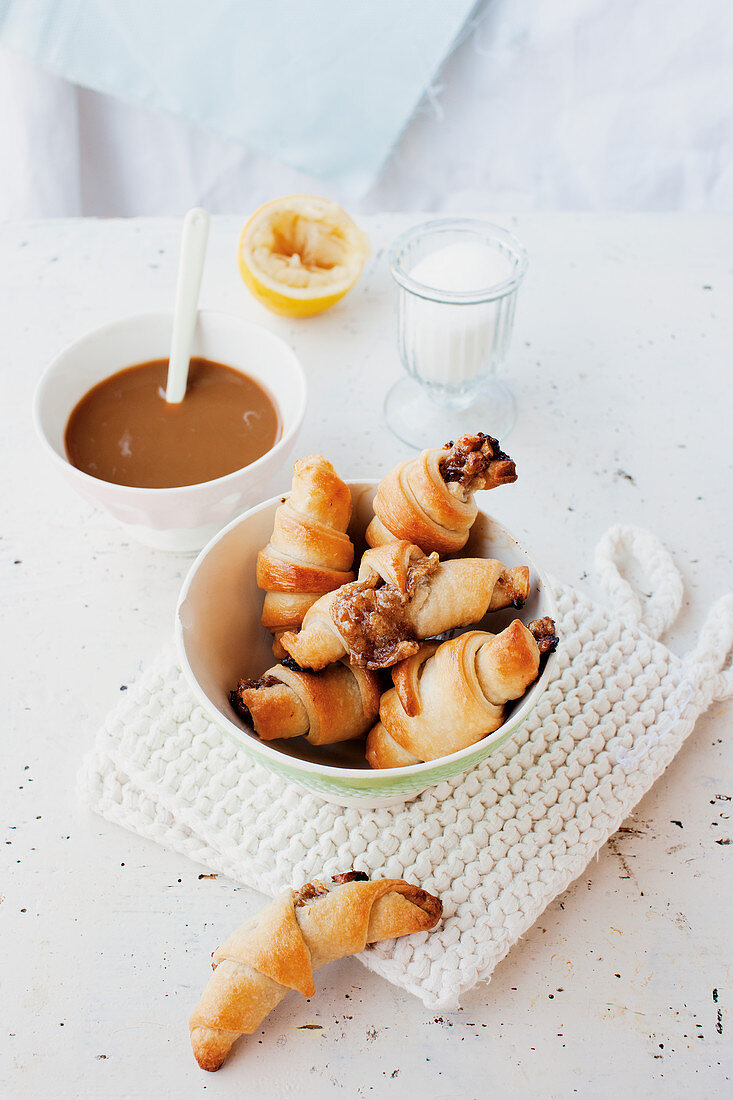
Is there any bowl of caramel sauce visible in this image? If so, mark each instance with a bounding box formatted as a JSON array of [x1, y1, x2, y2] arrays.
[[34, 310, 307, 550]]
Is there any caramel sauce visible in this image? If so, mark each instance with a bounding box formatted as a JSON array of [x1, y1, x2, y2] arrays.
[[64, 357, 281, 488]]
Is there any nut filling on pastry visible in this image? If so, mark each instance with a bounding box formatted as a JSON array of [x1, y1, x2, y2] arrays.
[[229, 674, 281, 722], [438, 432, 517, 495], [294, 870, 369, 907], [329, 555, 439, 668], [528, 616, 560, 655], [229, 656, 305, 713], [293, 880, 330, 906], [331, 869, 369, 884]]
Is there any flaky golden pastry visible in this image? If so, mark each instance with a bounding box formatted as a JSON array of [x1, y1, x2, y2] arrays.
[[366, 433, 517, 555], [365, 618, 558, 768], [279, 540, 530, 670], [230, 658, 381, 746], [189, 873, 442, 1070], [257, 455, 355, 656]]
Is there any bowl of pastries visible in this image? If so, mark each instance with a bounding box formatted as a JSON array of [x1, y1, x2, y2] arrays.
[[176, 433, 559, 807]]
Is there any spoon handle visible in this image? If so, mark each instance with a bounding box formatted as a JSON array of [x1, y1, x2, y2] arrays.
[[165, 207, 210, 403]]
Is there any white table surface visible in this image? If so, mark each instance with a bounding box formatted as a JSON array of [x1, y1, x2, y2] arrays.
[[2, 214, 731, 1099]]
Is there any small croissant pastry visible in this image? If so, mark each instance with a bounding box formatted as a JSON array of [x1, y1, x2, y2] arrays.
[[366, 617, 559, 768], [366, 433, 517, 555], [279, 541, 530, 671], [257, 455, 355, 657], [230, 658, 382, 746], [189, 872, 443, 1071]]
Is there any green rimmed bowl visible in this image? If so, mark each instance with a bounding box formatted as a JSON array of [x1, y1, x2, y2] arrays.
[[175, 480, 557, 808]]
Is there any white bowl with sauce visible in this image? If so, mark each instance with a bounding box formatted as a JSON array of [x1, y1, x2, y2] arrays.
[[33, 310, 307, 551], [176, 481, 558, 808]]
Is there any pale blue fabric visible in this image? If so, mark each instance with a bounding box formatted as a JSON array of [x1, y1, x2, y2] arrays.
[[0, 0, 476, 193]]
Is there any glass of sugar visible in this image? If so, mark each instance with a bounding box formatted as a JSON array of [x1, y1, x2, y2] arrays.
[[386, 218, 528, 449]]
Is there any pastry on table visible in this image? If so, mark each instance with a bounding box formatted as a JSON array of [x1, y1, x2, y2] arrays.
[[257, 455, 355, 657], [230, 657, 382, 746], [366, 432, 517, 556], [279, 540, 530, 670], [189, 871, 442, 1071], [366, 617, 559, 768]]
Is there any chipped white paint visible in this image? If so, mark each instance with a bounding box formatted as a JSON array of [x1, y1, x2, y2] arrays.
[[2, 215, 731, 1097]]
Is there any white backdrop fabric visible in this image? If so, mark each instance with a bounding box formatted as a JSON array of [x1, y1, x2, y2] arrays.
[[0, 0, 475, 196], [1, 0, 731, 219]]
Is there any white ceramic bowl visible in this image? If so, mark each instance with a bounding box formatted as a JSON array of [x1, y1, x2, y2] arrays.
[[33, 310, 307, 551], [176, 481, 558, 808]]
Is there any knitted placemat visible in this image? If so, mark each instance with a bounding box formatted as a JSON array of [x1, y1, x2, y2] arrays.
[[77, 525, 733, 1009]]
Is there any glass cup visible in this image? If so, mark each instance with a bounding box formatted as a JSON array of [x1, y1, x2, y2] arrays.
[[385, 218, 528, 449]]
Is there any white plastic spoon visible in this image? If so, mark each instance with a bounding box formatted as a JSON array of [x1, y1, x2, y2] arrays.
[[165, 207, 210, 403]]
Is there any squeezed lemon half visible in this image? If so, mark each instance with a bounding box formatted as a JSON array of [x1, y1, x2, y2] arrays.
[[238, 195, 370, 317]]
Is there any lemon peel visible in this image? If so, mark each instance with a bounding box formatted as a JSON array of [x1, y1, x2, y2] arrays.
[[238, 195, 369, 317]]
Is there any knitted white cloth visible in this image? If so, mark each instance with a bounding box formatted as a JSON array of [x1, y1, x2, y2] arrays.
[[78, 526, 733, 1009]]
